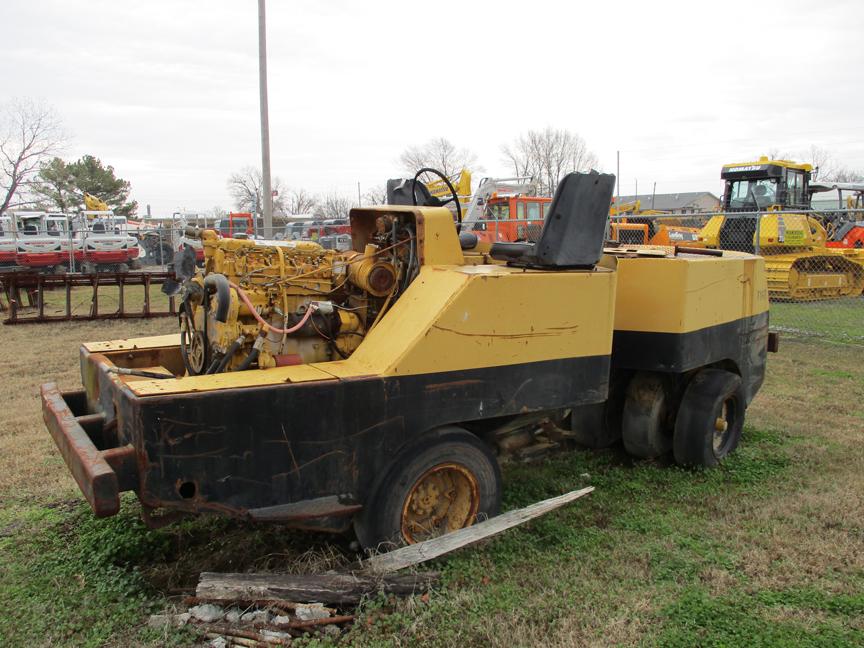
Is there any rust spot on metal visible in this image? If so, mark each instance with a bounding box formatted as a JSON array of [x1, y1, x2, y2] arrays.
[[41, 382, 130, 517], [425, 379, 483, 393]]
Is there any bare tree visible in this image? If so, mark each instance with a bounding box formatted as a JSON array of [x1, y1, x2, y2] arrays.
[[827, 166, 864, 183], [806, 145, 833, 178], [284, 188, 318, 215], [227, 166, 287, 216], [362, 184, 388, 206], [0, 99, 64, 215], [502, 128, 598, 195], [399, 137, 480, 177], [315, 191, 355, 220]]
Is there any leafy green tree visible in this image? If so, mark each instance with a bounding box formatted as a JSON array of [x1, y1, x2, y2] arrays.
[[33, 157, 76, 211], [34, 154, 137, 216]]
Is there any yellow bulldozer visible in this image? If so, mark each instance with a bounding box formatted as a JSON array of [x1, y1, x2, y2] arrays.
[[698, 157, 864, 300]]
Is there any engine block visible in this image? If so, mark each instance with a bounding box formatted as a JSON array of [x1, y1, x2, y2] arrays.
[[179, 230, 398, 374]]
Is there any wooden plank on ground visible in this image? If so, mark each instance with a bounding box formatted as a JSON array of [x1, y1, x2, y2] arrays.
[[359, 486, 595, 575], [196, 571, 438, 606]]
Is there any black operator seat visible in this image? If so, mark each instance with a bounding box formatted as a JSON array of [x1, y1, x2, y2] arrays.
[[386, 178, 445, 209], [489, 171, 616, 269]]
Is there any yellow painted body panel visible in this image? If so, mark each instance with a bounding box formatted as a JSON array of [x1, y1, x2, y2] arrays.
[[612, 252, 768, 334], [354, 265, 616, 377], [84, 334, 181, 353], [131, 363, 337, 396], [126, 264, 616, 395], [699, 214, 826, 249], [722, 157, 812, 173]]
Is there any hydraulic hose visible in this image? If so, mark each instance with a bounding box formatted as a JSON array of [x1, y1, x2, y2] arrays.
[[235, 347, 260, 372], [208, 337, 243, 374], [229, 281, 318, 334], [234, 328, 268, 372], [204, 273, 231, 323]]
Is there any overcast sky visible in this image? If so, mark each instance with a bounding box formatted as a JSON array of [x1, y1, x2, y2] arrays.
[[3, 0, 864, 216]]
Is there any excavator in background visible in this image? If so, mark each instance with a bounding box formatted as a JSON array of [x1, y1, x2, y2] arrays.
[[0, 214, 15, 265], [77, 194, 140, 272], [425, 168, 473, 208], [390, 171, 550, 243], [697, 157, 864, 300], [809, 181, 864, 250], [460, 175, 549, 243], [608, 199, 703, 247]]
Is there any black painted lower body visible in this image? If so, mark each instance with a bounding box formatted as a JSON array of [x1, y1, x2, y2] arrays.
[[120, 354, 611, 521], [611, 311, 769, 405]]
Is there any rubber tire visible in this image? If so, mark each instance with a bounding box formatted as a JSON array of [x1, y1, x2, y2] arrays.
[[673, 369, 745, 468], [622, 372, 673, 459], [354, 427, 502, 552], [115, 263, 129, 273], [52, 264, 67, 275], [129, 258, 142, 270]]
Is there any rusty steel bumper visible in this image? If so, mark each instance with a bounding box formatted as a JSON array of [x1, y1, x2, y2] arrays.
[[40, 382, 138, 517]]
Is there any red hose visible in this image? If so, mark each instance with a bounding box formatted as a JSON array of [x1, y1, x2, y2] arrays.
[[229, 281, 317, 334]]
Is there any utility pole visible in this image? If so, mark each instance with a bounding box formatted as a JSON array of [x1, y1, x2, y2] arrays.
[[357, 181, 362, 207], [258, 0, 273, 238]]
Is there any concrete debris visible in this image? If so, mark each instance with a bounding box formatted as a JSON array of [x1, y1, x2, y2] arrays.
[[240, 609, 271, 624], [190, 603, 224, 623], [224, 609, 242, 624], [273, 614, 293, 627], [295, 603, 330, 621], [147, 612, 191, 628], [207, 636, 228, 648], [260, 629, 293, 641]]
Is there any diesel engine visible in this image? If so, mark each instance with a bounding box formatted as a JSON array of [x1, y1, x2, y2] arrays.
[[177, 217, 414, 375]]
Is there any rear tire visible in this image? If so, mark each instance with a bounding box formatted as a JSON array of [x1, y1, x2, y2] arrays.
[[673, 369, 744, 468], [354, 427, 501, 552], [622, 372, 673, 459]]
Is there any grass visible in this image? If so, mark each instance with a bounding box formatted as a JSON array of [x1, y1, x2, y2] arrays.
[[9, 283, 174, 319], [0, 317, 863, 646], [770, 298, 864, 343]]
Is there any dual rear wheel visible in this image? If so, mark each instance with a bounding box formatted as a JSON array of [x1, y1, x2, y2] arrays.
[[622, 368, 745, 467], [354, 369, 745, 551]]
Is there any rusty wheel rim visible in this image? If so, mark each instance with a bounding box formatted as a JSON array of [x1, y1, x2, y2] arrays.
[[713, 399, 736, 455], [400, 463, 480, 544]]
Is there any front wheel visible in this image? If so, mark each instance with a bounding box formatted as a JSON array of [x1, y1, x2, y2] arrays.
[[354, 427, 501, 551], [673, 369, 745, 468]]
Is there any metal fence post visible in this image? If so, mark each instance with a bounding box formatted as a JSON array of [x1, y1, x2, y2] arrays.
[[754, 210, 761, 256]]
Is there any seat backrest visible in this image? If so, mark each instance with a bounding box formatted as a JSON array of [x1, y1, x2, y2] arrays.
[[533, 171, 615, 267], [386, 178, 443, 207]]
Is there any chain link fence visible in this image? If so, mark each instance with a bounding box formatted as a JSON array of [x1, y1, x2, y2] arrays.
[[9, 215, 860, 343], [608, 210, 863, 345], [468, 210, 863, 345]]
